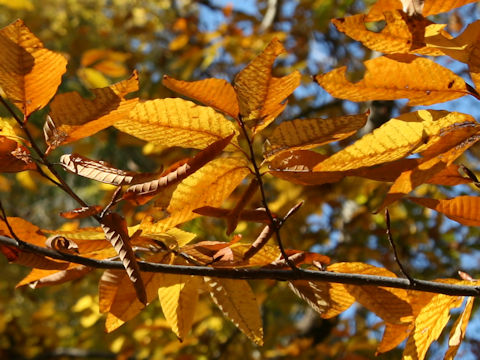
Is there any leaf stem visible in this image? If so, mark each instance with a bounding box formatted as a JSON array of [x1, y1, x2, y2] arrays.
[[237, 116, 297, 269]]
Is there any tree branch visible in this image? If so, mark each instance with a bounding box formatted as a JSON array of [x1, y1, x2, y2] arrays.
[[2, 234, 479, 297]]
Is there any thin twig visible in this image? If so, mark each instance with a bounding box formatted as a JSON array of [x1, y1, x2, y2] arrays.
[[237, 116, 297, 269], [385, 209, 415, 285], [1, 234, 479, 297], [0, 200, 27, 247]]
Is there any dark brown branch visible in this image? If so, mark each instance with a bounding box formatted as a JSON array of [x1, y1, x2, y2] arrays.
[[1, 234, 479, 297]]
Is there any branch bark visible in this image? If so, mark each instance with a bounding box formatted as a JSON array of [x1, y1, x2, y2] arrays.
[[2, 234, 479, 297]]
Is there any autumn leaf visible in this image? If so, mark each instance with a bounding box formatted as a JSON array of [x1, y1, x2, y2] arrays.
[[59, 153, 162, 186], [315, 55, 469, 106], [333, 11, 447, 56], [115, 98, 239, 151], [0, 20, 67, 116], [376, 322, 413, 355], [193, 206, 271, 224], [162, 75, 239, 119], [264, 113, 367, 160], [289, 280, 355, 319], [16, 265, 92, 288], [403, 290, 464, 360], [59, 205, 103, 219], [0, 216, 46, 246], [234, 38, 301, 132], [328, 262, 412, 324], [147, 156, 250, 230], [0, 135, 36, 172], [101, 213, 146, 305], [444, 297, 474, 360], [46, 72, 139, 148], [313, 110, 475, 172], [204, 277, 263, 345], [157, 274, 201, 340], [124, 133, 236, 205], [409, 196, 480, 226]]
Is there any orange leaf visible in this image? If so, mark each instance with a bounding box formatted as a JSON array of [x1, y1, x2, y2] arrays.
[[333, 11, 446, 56], [234, 38, 300, 132], [315, 55, 469, 106], [409, 196, 480, 226], [16, 265, 92, 288], [47, 72, 138, 148], [193, 206, 271, 223], [376, 322, 413, 355], [444, 296, 474, 360], [162, 75, 239, 119], [0, 216, 46, 246], [101, 213, 146, 305], [0, 20, 67, 116], [0, 135, 36, 173]]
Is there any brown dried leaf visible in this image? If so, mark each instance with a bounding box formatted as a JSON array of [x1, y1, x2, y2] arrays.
[[0, 20, 67, 116], [60, 153, 161, 186], [59, 205, 103, 219], [45, 235, 79, 254], [101, 213, 146, 305], [124, 133, 235, 205]]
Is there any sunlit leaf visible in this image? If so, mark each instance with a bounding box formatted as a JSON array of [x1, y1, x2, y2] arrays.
[[115, 98, 239, 151], [204, 277, 263, 345], [313, 110, 475, 172], [444, 297, 474, 360], [47, 72, 139, 148], [157, 274, 201, 340], [234, 38, 300, 132], [16, 265, 92, 288], [315, 55, 469, 106], [409, 196, 480, 226], [264, 113, 367, 160], [0, 20, 67, 116], [162, 75, 239, 119]]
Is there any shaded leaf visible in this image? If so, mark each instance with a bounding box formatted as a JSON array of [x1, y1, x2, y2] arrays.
[[264, 113, 367, 160], [315, 55, 469, 106], [10, 251, 69, 270], [157, 274, 201, 340], [0, 19, 67, 116], [115, 98, 239, 151], [0, 135, 36, 173], [162, 75, 239, 119], [45, 235, 79, 254], [101, 213, 146, 305], [60, 153, 161, 186], [205, 277, 263, 345], [47, 72, 139, 148]]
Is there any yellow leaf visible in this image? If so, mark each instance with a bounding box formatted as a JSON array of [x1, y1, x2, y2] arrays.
[[328, 262, 412, 324], [0, 20, 67, 116], [376, 322, 413, 354], [78, 67, 110, 88], [264, 113, 367, 160], [315, 55, 469, 106], [366, 0, 477, 21], [0, 0, 34, 10], [333, 11, 446, 56], [153, 156, 250, 229], [444, 297, 474, 360], [379, 132, 480, 210], [403, 292, 464, 360], [409, 196, 480, 226], [115, 98, 240, 151], [313, 110, 475, 172], [157, 274, 201, 340], [289, 280, 355, 318], [162, 76, 239, 119], [234, 38, 300, 132], [47, 72, 139, 148], [204, 277, 263, 345]]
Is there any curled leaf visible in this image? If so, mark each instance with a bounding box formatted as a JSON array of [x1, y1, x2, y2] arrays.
[[45, 235, 79, 254], [101, 213, 146, 305]]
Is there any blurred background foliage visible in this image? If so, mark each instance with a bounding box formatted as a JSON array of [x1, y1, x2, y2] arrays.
[[1, 0, 480, 359]]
